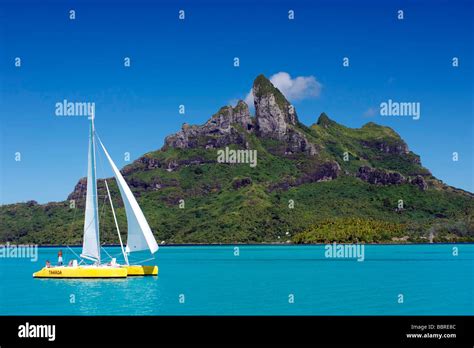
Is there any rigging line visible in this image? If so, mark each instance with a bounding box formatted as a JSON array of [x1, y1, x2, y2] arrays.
[[100, 251, 124, 263], [104, 178, 130, 265], [98, 191, 108, 229], [94, 131, 114, 185], [130, 256, 155, 265], [95, 134, 129, 265], [108, 251, 125, 258], [67, 245, 81, 259], [94, 141, 110, 246], [95, 133, 114, 221], [94, 130, 107, 176], [100, 246, 113, 260]]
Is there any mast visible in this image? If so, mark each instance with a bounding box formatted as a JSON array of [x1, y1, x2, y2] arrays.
[[81, 108, 101, 263]]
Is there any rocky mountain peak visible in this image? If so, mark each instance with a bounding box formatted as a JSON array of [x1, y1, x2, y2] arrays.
[[163, 100, 253, 150], [252, 75, 316, 155], [206, 101, 252, 131], [253, 74, 298, 140], [163, 74, 317, 156]]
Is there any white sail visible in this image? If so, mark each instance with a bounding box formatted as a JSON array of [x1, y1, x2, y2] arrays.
[[81, 116, 101, 262], [97, 137, 159, 254]]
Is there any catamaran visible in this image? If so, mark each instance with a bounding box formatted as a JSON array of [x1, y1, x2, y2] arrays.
[[33, 111, 159, 278]]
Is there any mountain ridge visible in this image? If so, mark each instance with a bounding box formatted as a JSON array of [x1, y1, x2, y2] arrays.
[[1, 74, 473, 245]]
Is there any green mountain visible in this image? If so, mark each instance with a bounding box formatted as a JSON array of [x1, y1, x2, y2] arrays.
[[1, 75, 473, 244]]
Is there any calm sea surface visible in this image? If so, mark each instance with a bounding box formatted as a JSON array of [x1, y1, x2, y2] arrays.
[[0, 245, 472, 315]]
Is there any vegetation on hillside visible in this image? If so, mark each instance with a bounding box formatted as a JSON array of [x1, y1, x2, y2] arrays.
[[1, 113, 473, 245]]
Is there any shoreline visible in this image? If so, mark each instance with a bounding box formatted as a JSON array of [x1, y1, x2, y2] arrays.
[[1, 242, 473, 247]]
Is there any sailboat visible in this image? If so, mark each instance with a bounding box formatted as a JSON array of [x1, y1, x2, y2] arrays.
[[33, 111, 159, 278]]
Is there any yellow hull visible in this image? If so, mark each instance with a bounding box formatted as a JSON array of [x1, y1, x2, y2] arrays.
[[33, 266, 127, 278], [123, 265, 158, 276]]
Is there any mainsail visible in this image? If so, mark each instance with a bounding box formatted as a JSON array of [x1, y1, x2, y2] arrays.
[[81, 115, 101, 262], [97, 138, 159, 255]]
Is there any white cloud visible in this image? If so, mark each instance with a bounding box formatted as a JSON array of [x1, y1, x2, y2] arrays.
[[244, 92, 254, 108], [244, 72, 322, 107]]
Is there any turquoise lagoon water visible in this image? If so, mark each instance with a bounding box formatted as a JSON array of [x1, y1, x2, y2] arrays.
[[0, 245, 472, 315]]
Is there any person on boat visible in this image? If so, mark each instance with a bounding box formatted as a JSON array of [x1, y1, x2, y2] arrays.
[[68, 260, 73, 267], [58, 250, 63, 266], [45, 260, 51, 268]]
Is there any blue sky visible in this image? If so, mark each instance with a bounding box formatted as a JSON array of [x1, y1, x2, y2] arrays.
[[0, 0, 472, 204]]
